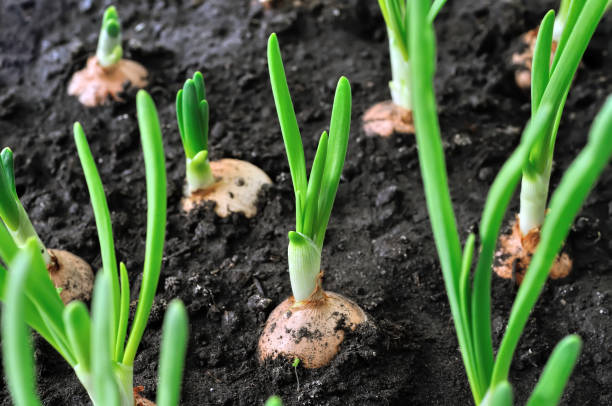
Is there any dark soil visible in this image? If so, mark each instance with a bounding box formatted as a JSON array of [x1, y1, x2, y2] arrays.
[[0, 0, 611, 404]]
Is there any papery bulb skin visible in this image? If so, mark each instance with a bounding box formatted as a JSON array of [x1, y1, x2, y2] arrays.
[[258, 286, 367, 369]]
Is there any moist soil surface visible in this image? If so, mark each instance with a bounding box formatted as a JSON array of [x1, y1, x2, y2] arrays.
[[0, 0, 611, 405]]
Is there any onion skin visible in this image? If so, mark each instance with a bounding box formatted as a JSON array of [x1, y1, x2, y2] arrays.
[[494, 216, 572, 283], [181, 158, 271, 218], [363, 101, 414, 138], [47, 249, 94, 304], [68, 55, 148, 107], [258, 288, 367, 369]]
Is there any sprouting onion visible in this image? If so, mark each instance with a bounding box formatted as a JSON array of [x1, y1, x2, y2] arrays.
[[377, 0, 447, 110], [258, 33, 366, 369], [267, 32, 350, 303], [68, 6, 147, 107], [0, 90, 187, 406], [1, 248, 189, 406], [363, 0, 447, 137], [519, 0, 608, 236], [495, 0, 610, 282], [96, 6, 122, 68], [408, 0, 612, 404], [0, 147, 94, 303], [176, 71, 214, 193], [175, 72, 271, 216]]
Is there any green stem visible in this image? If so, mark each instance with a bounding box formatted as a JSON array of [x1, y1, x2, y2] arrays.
[[76, 363, 134, 406], [288, 232, 321, 302], [8, 202, 50, 265], [518, 161, 552, 234], [388, 29, 413, 110]]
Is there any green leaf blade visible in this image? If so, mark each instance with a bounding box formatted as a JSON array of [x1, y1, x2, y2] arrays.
[[0, 147, 20, 230], [73, 122, 120, 348], [314, 77, 351, 248], [302, 132, 328, 238], [531, 10, 555, 116], [180, 79, 207, 159], [123, 90, 167, 366], [267, 33, 307, 219], [156, 300, 189, 406], [91, 272, 120, 406], [114, 262, 130, 362], [2, 250, 43, 406], [64, 301, 92, 372], [526, 335, 582, 406]]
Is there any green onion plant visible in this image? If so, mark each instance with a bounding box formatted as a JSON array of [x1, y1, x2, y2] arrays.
[[1, 251, 189, 406], [0, 148, 50, 264], [408, 0, 612, 403], [519, 0, 608, 235], [0, 90, 187, 406], [176, 71, 214, 194], [267, 33, 351, 302], [377, 0, 447, 110], [96, 6, 122, 68]]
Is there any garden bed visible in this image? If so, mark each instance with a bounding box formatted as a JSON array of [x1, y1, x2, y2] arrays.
[[0, 0, 611, 404]]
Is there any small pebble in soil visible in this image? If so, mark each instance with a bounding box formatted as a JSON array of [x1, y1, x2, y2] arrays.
[[376, 185, 399, 207], [453, 133, 472, 146], [478, 166, 494, 182], [222, 310, 239, 333], [247, 294, 272, 311]]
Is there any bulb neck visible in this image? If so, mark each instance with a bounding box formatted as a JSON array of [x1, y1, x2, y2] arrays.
[[288, 232, 322, 302], [388, 30, 412, 110], [186, 157, 215, 195], [519, 163, 552, 235]]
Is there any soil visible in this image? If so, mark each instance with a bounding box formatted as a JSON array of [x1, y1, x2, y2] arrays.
[[0, 0, 610, 405]]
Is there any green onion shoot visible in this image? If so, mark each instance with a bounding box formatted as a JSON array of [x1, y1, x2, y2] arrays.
[[265, 395, 283, 406], [96, 6, 123, 68], [68, 6, 148, 107], [1, 252, 189, 406], [0, 147, 93, 304], [176, 71, 271, 217], [496, 0, 609, 282], [362, 0, 446, 137], [258, 33, 367, 369], [408, 0, 612, 403], [0, 90, 187, 406], [511, 0, 604, 89]]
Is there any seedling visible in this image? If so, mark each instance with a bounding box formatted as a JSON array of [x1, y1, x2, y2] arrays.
[[363, 0, 446, 137], [258, 33, 366, 369], [176, 72, 271, 217], [292, 357, 300, 390], [68, 6, 148, 107], [265, 395, 283, 406], [511, 0, 609, 89], [0, 90, 184, 405], [408, 0, 612, 404], [496, 0, 609, 282], [0, 147, 93, 303], [1, 253, 189, 406]]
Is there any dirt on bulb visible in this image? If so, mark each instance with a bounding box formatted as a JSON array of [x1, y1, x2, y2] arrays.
[[258, 282, 367, 369], [182, 158, 271, 218]]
